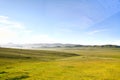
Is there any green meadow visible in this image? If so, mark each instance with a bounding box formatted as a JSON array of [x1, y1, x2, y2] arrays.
[[0, 47, 120, 80]]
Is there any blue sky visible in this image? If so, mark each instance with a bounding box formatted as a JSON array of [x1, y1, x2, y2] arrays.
[[0, 0, 120, 45]]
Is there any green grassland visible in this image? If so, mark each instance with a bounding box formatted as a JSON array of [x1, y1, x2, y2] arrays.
[[0, 47, 120, 80]]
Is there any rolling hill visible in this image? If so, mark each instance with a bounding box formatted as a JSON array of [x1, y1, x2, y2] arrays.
[[0, 47, 79, 61]]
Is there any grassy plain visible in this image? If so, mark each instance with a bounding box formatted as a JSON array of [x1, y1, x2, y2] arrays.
[[0, 47, 120, 80]]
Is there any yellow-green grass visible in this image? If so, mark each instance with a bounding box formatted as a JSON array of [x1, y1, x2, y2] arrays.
[[42, 47, 120, 59], [0, 47, 120, 80], [0, 48, 79, 61]]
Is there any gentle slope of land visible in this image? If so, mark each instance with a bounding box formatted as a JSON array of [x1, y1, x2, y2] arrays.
[[0, 47, 120, 80]]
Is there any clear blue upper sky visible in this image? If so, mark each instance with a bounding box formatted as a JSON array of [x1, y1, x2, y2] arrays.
[[0, 0, 120, 45]]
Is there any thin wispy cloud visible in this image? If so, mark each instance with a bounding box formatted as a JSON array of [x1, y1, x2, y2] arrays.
[[88, 29, 108, 35], [0, 16, 24, 29], [22, 34, 58, 44]]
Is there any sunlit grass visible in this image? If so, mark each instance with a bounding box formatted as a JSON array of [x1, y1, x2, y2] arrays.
[[0, 47, 120, 80]]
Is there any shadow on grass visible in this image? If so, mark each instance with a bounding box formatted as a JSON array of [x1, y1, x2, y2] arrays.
[[0, 71, 7, 74], [6, 75, 29, 80]]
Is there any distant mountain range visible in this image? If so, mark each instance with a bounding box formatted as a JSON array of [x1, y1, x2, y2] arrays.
[[0, 43, 120, 49]]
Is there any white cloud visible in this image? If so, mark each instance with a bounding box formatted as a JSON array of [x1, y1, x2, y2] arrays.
[[0, 16, 8, 20], [0, 16, 28, 44], [110, 40, 120, 45], [0, 27, 16, 44], [0, 16, 24, 29], [88, 29, 107, 35], [0, 16, 58, 44]]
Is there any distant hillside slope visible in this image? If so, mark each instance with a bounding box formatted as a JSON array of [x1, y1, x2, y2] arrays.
[[1, 43, 120, 49], [0, 48, 79, 61]]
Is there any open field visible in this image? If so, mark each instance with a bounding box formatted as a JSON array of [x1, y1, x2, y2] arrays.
[[0, 47, 120, 80]]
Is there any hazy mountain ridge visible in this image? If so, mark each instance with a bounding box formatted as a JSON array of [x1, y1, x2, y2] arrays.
[[0, 43, 120, 49]]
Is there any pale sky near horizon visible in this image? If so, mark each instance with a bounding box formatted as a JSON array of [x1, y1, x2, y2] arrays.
[[0, 0, 120, 45]]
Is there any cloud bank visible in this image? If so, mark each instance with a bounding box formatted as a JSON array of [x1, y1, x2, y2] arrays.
[[0, 16, 57, 44]]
